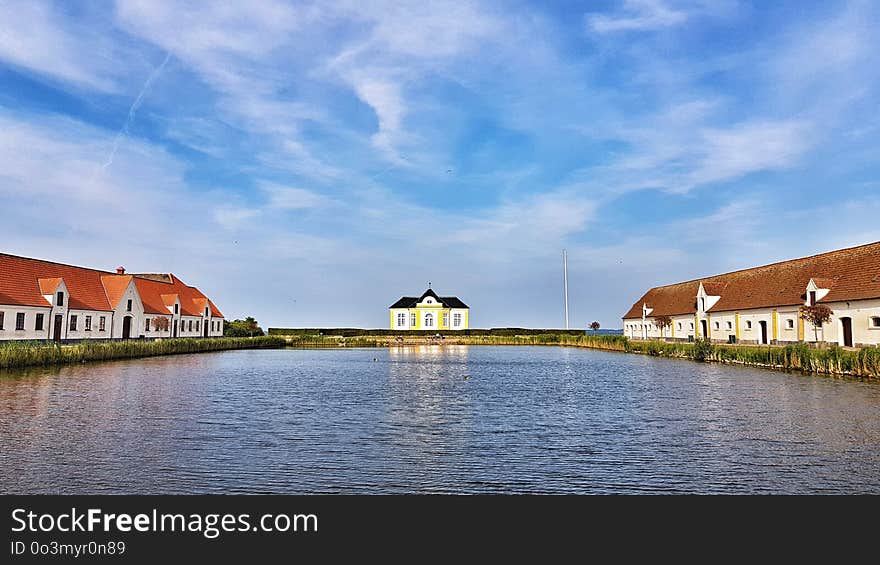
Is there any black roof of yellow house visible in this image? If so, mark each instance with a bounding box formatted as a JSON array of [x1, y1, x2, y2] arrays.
[[389, 288, 469, 309]]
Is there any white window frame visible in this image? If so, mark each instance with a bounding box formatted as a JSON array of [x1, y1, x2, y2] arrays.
[[425, 313, 434, 327], [453, 313, 461, 327]]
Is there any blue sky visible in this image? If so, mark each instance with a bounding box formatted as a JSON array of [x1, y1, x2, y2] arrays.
[[1, 0, 879, 329]]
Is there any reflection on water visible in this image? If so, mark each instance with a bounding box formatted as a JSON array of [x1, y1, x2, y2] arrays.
[[1, 346, 879, 494]]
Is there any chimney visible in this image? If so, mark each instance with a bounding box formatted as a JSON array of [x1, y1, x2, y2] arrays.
[[116, 266, 126, 275]]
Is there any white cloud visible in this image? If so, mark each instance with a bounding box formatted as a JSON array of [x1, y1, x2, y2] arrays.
[[262, 183, 327, 210], [212, 207, 261, 231], [0, 1, 118, 91], [684, 120, 811, 191], [344, 75, 408, 162], [587, 0, 688, 33]]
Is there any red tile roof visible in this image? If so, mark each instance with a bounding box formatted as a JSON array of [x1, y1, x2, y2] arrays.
[[623, 241, 880, 319], [133, 275, 224, 318], [37, 277, 63, 295], [100, 275, 133, 309], [0, 253, 223, 318], [0, 254, 114, 311]]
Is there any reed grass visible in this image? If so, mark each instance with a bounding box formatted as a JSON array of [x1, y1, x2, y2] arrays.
[[0, 336, 287, 369], [624, 339, 880, 377]]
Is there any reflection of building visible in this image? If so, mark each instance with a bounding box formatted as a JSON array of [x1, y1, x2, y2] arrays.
[[622, 242, 880, 347], [0, 253, 224, 341], [389, 288, 469, 330]]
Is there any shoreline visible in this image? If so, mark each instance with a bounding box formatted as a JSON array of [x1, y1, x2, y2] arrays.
[[0, 336, 287, 370], [1, 333, 877, 379], [280, 334, 880, 378]]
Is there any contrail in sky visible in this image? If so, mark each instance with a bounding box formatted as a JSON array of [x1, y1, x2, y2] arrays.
[[97, 51, 172, 173]]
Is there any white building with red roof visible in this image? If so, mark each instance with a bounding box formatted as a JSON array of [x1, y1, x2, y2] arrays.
[[622, 242, 880, 348], [0, 253, 224, 341]]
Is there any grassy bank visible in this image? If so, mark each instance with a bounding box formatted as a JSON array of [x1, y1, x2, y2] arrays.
[[624, 339, 880, 377], [0, 336, 287, 369], [279, 332, 880, 377]]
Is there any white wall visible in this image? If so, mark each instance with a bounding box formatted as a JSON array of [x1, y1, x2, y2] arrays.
[[0, 304, 52, 340]]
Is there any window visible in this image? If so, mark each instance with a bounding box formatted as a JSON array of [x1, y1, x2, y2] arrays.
[[677, 322, 682, 330], [700, 297, 706, 311], [84, 315, 92, 331], [689, 322, 694, 330], [808, 290, 816, 306], [35, 313, 44, 331], [195, 321, 200, 332], [714, 321, 720, 330], [0, 311, 4, 330], [174, 304, 179, 314], [442, 313, 449, 327], [99, 316, 106, 332], [870, 317, 880, 328], [786, 319, 795, 329], [188, 320, 193, 331], [411, 313, 417, 326], [397, 313, 406, 327], [454, 313, 462, 326], [69, 315, 77, 331], [746, 320, 752, 329], [205, 307, 209, 316], [145, 318, 151, 332], [56, 291, 64, 306], [726, 321, 733, 330], [16, 313, 25, 330], [425, 313, 434, 327], [126, 299, 132, 312]]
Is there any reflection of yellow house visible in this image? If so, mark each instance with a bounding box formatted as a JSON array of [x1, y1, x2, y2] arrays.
[[389, 288, 469, 330]]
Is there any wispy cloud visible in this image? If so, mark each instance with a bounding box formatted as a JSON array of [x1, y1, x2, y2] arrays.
[[262, 183, 328, 210], [0, 1, 118, 90], [587, 0, 688, 33]]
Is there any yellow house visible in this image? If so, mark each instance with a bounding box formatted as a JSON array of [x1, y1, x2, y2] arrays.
[[389, 288, 469, 331]]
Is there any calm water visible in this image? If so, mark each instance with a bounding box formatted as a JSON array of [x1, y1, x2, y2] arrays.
[[1, 346, 879, 494]]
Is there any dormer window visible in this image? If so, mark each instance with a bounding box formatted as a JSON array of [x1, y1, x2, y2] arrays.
[[205, 307, 209, 316], [808, 291, 816, 306], [56, 291, 64, 306], [174, 304, 179, 314], [700, 297, 706, 311]]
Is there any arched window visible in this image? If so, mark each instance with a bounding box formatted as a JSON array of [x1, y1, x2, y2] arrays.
[[425, 313, 434, 327]]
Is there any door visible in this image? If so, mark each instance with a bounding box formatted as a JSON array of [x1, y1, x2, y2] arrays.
[[203, 323, 208, 338], [173, 320, 178, 338], [700, 320, 708, 340], [53, 314, 63, 342], [841, 317, 853, 347], [122, 316, 132, 339], [759, 321, 768, 344]]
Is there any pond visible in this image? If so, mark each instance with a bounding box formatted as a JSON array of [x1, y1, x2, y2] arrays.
[[1, 345, 878, 494]]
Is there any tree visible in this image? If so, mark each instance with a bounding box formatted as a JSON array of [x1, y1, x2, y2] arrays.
[[589, 321, 601, 331], [799, 304, 833, 342], [223, 316, 265, 337], [153, 317, 170, 332], [654, 315, 673, 338]]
